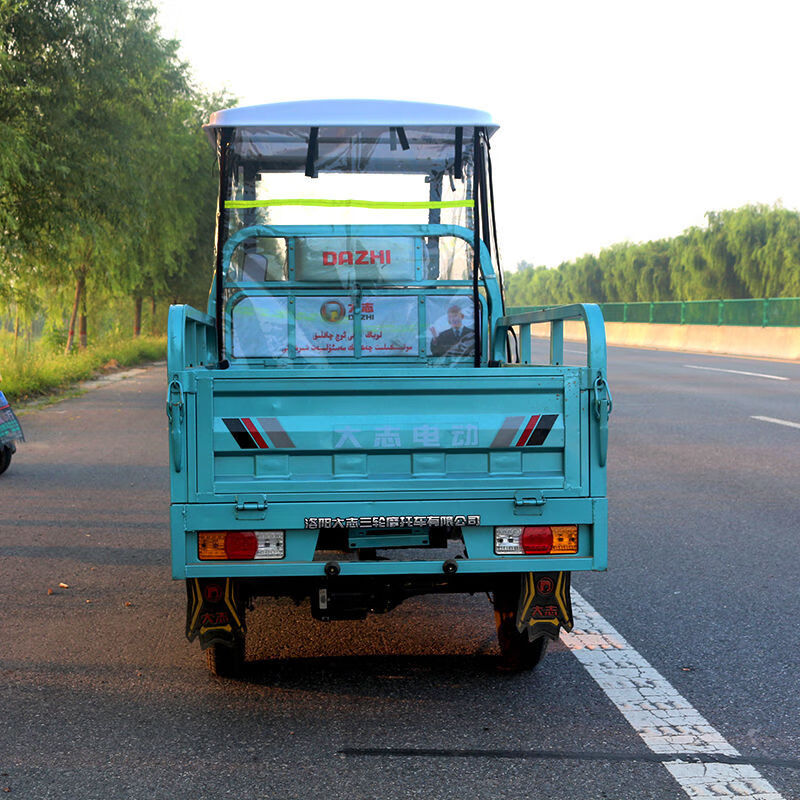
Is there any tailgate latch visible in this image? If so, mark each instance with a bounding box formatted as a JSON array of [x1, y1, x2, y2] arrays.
[[166, 378, 185, 473], [592, 371, 613, 467]]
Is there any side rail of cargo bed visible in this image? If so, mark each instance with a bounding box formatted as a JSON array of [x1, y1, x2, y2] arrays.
[[492, 302, 607, 372], [167, 305, 217, 374], [494, 303, 612, 468], [166, 306, 217, 475]]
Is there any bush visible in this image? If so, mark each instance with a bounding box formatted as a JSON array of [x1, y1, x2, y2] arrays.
[[0, 336, 166, 403]]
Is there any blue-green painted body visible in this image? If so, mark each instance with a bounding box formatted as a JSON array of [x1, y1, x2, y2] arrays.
[[167, 225, 610, 583]]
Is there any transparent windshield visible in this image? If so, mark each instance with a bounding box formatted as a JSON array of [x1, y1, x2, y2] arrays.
[[224, 127, 475, 281], [217, 125, 487, 366], [228, 125, 473, 178]]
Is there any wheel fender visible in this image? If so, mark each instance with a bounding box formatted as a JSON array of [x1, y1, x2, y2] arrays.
[[186, 578, 246, 649], [516, 571, 573, 641]]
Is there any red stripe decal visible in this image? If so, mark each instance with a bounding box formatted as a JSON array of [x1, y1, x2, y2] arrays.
[[242, 418, 269, 449], [515, 415, 540, 447]]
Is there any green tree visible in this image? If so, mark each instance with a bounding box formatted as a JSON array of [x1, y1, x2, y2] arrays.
[[0, 0, 227, 347], [506, 204, 800, 307]]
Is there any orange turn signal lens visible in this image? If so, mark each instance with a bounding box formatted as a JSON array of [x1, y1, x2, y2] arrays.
[[550, 525, 579, 554], [198, 532, 227, 560]]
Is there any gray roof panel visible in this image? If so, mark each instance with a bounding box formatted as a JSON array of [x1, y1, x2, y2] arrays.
[[205, 99, 498, 134]]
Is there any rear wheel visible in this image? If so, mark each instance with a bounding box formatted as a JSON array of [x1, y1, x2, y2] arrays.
[[492, 580, 550, 671], [494, 610, 549, 671], [0, 445, 12, 476], [205, 637, 245, 678]]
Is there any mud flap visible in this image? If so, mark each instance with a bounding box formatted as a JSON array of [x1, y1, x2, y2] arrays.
[[186, 578, 245, 649], [516, 571, 573, 642]]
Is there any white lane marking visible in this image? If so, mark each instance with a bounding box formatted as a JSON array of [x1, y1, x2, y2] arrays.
[[562, 591, 786, 799], [684, 364, 789, 381], [663, 762, 785, 800], [751, 415, 800, 430]]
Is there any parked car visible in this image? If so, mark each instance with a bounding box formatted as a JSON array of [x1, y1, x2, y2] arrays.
[[0, 390, 24, 475]]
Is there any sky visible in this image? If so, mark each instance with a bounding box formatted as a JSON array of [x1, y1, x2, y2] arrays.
[[155, 0, 800, 272]]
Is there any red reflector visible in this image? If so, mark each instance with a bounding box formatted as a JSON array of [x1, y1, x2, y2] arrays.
[[225, 531, 258, 559], [521, 526, 553, 555]]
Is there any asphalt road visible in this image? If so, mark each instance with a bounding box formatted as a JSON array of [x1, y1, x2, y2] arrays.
[[1, 346, 798, 800]]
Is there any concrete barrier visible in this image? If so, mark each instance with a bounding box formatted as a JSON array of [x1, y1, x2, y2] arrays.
[[559, 320, 800, 361]]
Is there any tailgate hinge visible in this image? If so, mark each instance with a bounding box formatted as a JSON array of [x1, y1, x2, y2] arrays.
[[513, 490, 546, 515], [234, 495, 268, 519]]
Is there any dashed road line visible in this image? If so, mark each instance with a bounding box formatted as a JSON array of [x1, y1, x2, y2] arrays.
[[563, 591, 785, 799], [684, 364, 789, 381], [751, 415, 800, 430]]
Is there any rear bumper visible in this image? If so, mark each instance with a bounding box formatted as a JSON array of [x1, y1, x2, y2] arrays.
[[171, 497, 608, 579]]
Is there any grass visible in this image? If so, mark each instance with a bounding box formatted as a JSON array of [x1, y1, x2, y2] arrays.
[[0, 334, 166, 403]]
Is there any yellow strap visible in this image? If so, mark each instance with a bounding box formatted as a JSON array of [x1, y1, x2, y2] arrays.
[[225, 198, 474, 210]]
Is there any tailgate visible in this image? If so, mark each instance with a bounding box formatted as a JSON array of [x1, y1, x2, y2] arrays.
[[185, 368, 590, 503]]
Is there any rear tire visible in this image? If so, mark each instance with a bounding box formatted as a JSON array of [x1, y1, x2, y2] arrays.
[[0, 445, 12, 476], [495, 610, 549, 671], [492, 579, 550, 671], [205, 638, 245, 678]]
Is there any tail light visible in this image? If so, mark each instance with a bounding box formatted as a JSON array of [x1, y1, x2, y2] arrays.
[[520, 526, 552, 554], [198, 531, 285, 560], [225, 531, 258, 559], [494, 525, 578, 555]]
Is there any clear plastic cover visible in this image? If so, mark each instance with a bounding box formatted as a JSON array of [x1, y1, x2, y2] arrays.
[[229, 126, 473, 176], [229, 287, 478, 362], [220, 125, 483, 365]]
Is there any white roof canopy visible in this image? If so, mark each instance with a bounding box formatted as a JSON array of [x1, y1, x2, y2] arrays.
[[204, 99, 499, 142]]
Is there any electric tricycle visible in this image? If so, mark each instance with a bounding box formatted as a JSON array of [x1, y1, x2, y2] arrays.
[[167, 100, 611, 676], [0, 390, 24, 476]]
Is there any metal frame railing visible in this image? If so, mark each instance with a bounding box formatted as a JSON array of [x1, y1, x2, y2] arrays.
[[598, 298, 800, 327]]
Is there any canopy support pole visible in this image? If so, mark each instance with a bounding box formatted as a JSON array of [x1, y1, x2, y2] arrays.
[[472, 128, 483, 367], [214, 127, 233, 362]]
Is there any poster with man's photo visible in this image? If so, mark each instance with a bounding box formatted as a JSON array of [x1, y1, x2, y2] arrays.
[[426, 295, 475, 358]]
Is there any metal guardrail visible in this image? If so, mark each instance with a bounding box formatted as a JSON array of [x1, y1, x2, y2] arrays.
[[599, 298, 800, 327]]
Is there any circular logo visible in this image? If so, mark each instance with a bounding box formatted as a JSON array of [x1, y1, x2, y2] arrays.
[[203, 583, 223, 603], [536, 577, 555, 595], [320, 300, 346, 323]]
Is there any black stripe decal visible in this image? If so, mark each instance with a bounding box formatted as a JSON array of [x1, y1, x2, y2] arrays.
[[526, 414, 558, 447], [222, 418, 259, 449]]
